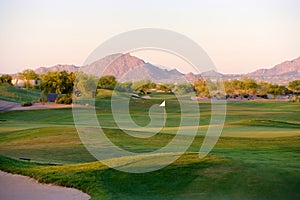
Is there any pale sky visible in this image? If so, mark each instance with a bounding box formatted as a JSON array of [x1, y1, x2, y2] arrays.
[[0, 0, 299, 74]]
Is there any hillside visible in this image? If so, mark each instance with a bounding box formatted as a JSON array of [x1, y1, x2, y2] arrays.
[[35, 64, 79, 74], [81, 53, 145, 78], [80, 53, 186, 83], [32, 54, 300, 84], [247, 56, 300, 77], [243, 57, 300, 84], [117, 63, 184, 82]]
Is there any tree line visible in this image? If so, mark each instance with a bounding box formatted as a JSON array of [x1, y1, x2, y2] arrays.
[[97, 75, 300, 99], [1, 69, 300, 104]]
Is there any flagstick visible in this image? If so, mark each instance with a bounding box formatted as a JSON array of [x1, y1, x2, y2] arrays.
[[160, 100, 166, 128], [164, 106, 166, 128]]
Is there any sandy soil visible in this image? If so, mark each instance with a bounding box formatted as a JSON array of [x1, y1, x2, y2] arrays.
[[0, 171, 90, 200], [0, 100, 73, 112]]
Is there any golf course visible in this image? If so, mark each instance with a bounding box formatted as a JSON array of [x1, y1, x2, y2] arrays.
[[0, 91, 299, 200]]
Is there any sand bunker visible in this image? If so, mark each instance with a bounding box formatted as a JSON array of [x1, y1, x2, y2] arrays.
[[0, 171, 90, 200]]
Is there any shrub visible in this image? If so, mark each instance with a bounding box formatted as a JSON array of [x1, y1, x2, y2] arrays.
[[290, 96, 300, 102], [243, 94, 249, 98], [21, 102, 33, 107], [55, 95, 72, 104], [257, 94, 268, 99], [33, 84, 40, 90]]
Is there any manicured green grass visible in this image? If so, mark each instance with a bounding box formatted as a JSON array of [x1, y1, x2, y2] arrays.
[[96, 89, 114, 99], [0, 96, 300, 199], [0, 85, 42, 103], [0, 149, 299, 200]]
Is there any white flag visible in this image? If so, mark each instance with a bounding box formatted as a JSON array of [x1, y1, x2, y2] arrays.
[[159, 100, 166, 107]]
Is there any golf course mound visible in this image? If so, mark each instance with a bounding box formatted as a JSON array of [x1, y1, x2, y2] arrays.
[[233, 119, 300, 129]]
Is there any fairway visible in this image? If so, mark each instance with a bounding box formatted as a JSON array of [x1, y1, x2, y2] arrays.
[[0, 97, 300, 199]]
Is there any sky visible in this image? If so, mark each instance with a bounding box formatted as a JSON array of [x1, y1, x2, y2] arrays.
[[0, 0, 299, 74]]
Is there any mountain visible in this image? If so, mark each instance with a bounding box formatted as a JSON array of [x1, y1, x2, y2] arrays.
[[33, 54, 300, 84], [35, 64, 79, 74], [183, 72, 199, 82], [81, 53, 145, 78], [241, 56, 300, 84], [80, 53, 185, 83], [200, 70, 224, 78], [118, 63, 184, 82], [247, 56, 300, 77]]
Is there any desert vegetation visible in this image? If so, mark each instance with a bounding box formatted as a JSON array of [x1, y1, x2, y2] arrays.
[[2, 69, 300, 105]]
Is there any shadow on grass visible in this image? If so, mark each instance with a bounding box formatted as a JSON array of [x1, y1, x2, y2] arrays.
[[0, 153, 228, 199], [1, 152, 299, 200]]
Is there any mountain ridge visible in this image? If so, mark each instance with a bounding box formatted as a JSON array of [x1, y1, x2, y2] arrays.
[[32, 54, 300, 84], [246, 56, 300, 77]]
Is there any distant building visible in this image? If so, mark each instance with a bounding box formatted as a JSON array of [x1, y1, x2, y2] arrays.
[[11, 76, 37, 88], [11, 78, 25, 87]]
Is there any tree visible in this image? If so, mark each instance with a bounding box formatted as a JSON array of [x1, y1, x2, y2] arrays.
[[97, 75, 117, 90], [267, 84, 287, 99], [157, 84, 172, 93], [194, 78, 209, 97], [40, 71, 57, 94], [257, 81, 269, 96], [40, 71, 75, 95], [164, 83, 175, 91], [173, 83, 194, 95], [223, 80, 235, 95], [243, 77, 257, 95], [224, 79, 245, 95], [115, 82, 133, 92], [20, 69, 38, 89], [0, 74, 12, 85], [131, 79, 153, 93], [288, 80, 300, 94], [74, 72, 98, 98]]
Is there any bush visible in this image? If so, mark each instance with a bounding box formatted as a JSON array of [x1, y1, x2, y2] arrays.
[[21, 102, 33, 107], [257, 94, 268, 99], [33, 84, 41, 90], [55, 95, 72, 104], [243, 94, 249, 98], [290, 96, 300, 102]]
